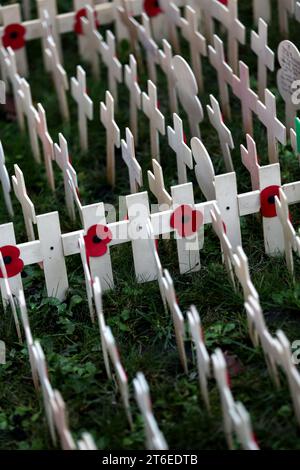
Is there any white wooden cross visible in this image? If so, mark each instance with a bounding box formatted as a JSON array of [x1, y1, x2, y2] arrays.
[[0, 47, 9, 91], [180, 6, 207, 93], [81, 5, 101, 80], [158, 39, 178, 115], [275, 188, 300, 277], [158, 0, 181, 53], [54, 133, 78, 220], [142, 80, 165, 162], [277, 0, 294, 37], [168, 113, 193, 184], [125, 54, 141, 144], [207, 94, 234, 172], [1, 4, 28, 77], [147, 159, 172, 208], [12, 164, 36, 241], [163, 269, 188, 373], [208, 34, 233, 121], [0, 141, 14, 217], [233, 247, 259, 301], [240, 134, 260, 191], [187, 305, 210, 410], [5, 47, 25, 131], [251, 18, 275, 102], [212, 0, 246, 75], [45, 35, 69, 122], [257, 89, 286, 164], [71, 65, 93, 152], [172, 55, 204, 139], [100, 90, 120, 187], [38, 0, 62, 68], [18, 78, 41, 162], [232, 61, 258, 136], [138, 13, 159, 83], [199, 0, 215, 43], [253, 0, 271, 25], [35, 103, 55, 191], [73, 0, 94, 61], [121, 127, 143, 194], [100, 30, 122, 107]]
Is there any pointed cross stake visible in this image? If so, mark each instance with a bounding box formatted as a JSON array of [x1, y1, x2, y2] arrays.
[[0, 142, 14, 217], [45, 35, 69, 121], [251, 19, 275, 102], [121, 128, 143, 194], [54, 133, 78, 220], [208, 34, 233, 121], [18, 78, 41, 162], [147, 159, 172, 208], [100, 90, 120, 188], [158, 0, 181, 53], [100, 30, 122, 107], [81, 5, 101, 80], [180, 6, 207, 93], [257, 89, 286, 164], [200, 0, 215, 43], [278, 0, 294, 37], [12, 164, 36, 241], [5, 48, 25, 131], [158, 39, 178, 115], [142, 80, 165, 162], [168, 113, 193, 184], [138, 13, 159, 83], [71, 65, 93, 152], [125, 54, 141, 144], [212, 0, 246, 75], [240, 134, 260, 191], [207, 94, 234, 172], [35, 103, 55, 191], [232, 61, 258, 136]]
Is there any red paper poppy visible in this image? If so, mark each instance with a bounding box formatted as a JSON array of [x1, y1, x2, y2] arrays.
[[219, 0, 228, 5], [170, 204, 203, 238], [260, 185, 280, 218], [2, 23, 26, 50], [74, 8, 99, 35], [143, 0, 162, 17], [0, 245, 24, 278], [84, 224, 112, 259]]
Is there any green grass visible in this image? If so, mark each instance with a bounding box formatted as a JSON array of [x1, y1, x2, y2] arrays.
[[1, 0, 300, 450]]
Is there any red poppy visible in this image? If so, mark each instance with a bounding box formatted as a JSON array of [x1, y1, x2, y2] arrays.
[[0, 245, 24, 278], [84, 224, 112, 259], [143, 0, 162, 17], [74, 8, 99, 35], [2, 23, 26, 50], [260, 185, 280, 218], [219, 0, 228, 4], [170, 205, 203, 238]]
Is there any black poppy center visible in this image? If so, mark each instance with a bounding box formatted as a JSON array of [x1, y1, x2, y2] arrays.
[[154, 0, 159, 6], [93, 235, 102, 244], [268, 195, 276, 205], [182, 215, 190, 225], [3, 256, 12, 265], [9, 31, 19, 40]]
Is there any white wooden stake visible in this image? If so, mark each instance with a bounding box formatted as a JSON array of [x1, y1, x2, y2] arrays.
[[232, 61, 258, 136], [168, 113, 193, 184], [73, 0, 93, 60], [0, 254, 22, 342], [100, 30, 122, 107], [207, 94, 234, 172], [191, 137, 216, 201], [172, 55, 204, 139], [18, 78, 41, 162], [180, 5, 207, 93], [78, 234, 95, 323], [0, 223, 24, 303], [38, 0, 62, 65], [5, 47, 25, 131], [199, 0, 215, 43], [158, 0, 181, 53], [257, 89, 286, 164], [0, 141, 14, 217], [35, 103, 55, 191], [45, 35, 69, 122], [81, 5, 101, 80], [12, 164, 36, 242], [251, 19, 275, 102], [71, 65, 93, 152], [50, 389, 76, 450], [142, 80, 165, 162], [277, 0, 294, 37], [138, 13, 159, 83], [208, 34, 233, 121], [1, 4, 28, 76], [241, 134, 260, 191], [125, 54, 141, 144], [100, 90, 120, 187], [121, 127, 143, 194], [147, 159, 172, 208], [158, 39, 178, 115], [253, 0, 271, 25]]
